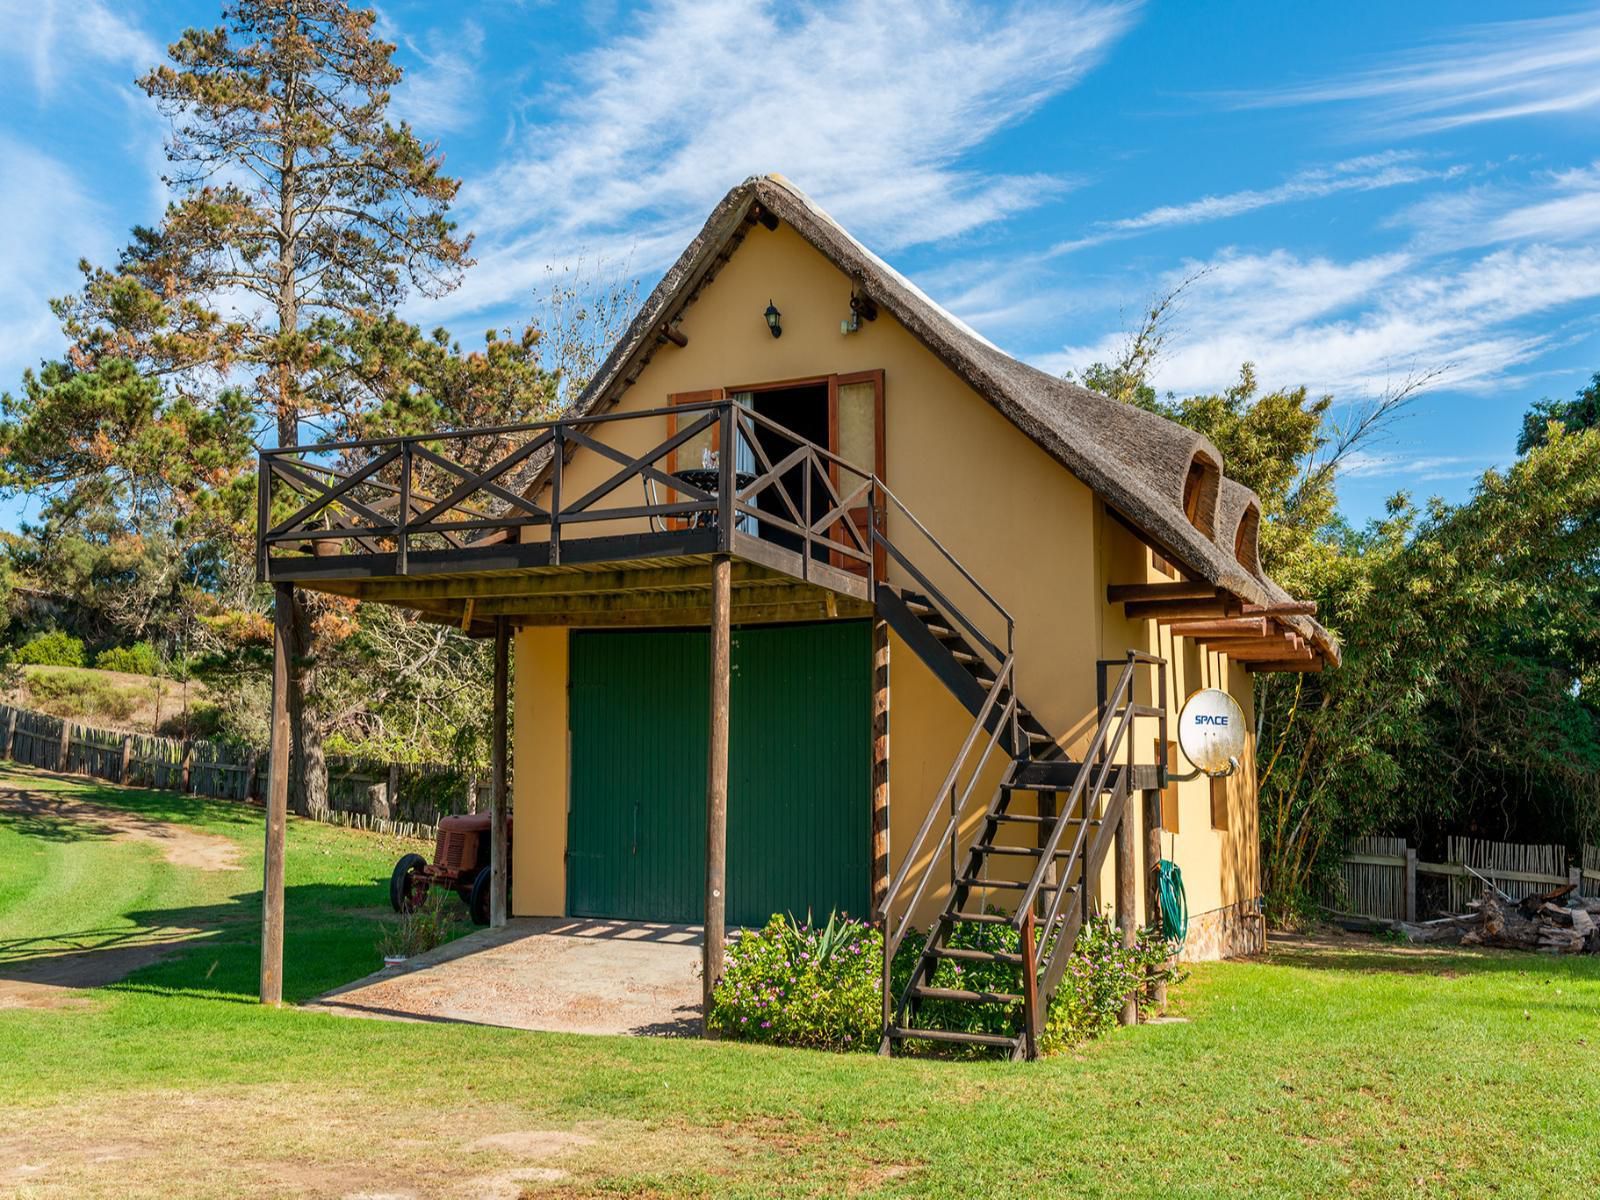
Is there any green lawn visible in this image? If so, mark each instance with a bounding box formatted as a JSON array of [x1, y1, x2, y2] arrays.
[[2, 762, 1599, 1198]]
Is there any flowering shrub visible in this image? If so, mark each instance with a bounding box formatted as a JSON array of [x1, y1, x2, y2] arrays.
[[708, 912, 882, 1050], [1045, 915, 1184, 1050], [710, 908, 1185, 1055]]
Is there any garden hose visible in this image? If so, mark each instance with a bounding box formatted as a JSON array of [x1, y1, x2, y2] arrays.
[[1155, 859, 1188, 946]]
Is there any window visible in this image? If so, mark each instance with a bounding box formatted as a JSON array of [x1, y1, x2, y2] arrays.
[[1233, 504, 1261, 577], [1182, 452, 1220, 538], [1158, 739, 1179, 833], [1210, 771, 1230, 831]]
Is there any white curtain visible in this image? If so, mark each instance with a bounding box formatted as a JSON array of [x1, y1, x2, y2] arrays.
[[731, 391, 756, 534]]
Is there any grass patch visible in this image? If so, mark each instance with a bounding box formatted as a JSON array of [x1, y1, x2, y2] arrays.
[[2, 763, 1599, 1197]]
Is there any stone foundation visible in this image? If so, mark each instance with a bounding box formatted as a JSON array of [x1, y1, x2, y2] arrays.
[[1177, 898, 1266, 962]]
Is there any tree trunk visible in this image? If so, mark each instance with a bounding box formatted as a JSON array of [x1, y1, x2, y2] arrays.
[[286, 589, 328, 821]]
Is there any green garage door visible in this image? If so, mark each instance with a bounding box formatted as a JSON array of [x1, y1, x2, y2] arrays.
[[567, 621, 869, 927]]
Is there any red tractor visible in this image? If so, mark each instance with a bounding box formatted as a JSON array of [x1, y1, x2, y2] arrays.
[[389, 814, 512, 926]]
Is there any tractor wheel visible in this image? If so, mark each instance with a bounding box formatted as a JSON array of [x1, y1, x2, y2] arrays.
[[390, 853, 427, 912], [468, 867, 492, 927]]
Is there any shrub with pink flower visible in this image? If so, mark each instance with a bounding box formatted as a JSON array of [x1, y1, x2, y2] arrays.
[[709, 908, 1184, 1055], [707, 912, 882, 1051]]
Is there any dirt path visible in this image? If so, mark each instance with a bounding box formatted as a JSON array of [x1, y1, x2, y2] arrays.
[[0, 783, 239, 1008], [0, 785, 242, 871]]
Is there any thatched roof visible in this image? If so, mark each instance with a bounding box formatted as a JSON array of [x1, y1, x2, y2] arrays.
[[562, 174, 1337, 664]]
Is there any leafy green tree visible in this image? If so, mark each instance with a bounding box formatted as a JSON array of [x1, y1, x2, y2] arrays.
[[1258, 429, 1600, 918], [1517, 372, 1600, 453], [11, 1, 472, 818]]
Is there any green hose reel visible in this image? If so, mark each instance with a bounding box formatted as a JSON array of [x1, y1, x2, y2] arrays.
[[1155, 858, 1188, 946]]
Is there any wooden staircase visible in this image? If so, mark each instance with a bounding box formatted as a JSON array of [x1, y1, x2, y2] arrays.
[[873, 569, 1167, 1060]]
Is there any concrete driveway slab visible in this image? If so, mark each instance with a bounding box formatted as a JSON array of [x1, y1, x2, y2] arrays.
[[306, 917, 703, 1037]]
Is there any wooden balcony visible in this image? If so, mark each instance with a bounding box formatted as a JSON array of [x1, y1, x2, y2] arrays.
[[256, 400, 882, 632]]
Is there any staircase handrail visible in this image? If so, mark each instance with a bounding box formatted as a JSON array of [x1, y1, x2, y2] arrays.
[[872, 481, 1014, 662], [1014, 650, 1162, 933], [878, 658, 1019, 1031]]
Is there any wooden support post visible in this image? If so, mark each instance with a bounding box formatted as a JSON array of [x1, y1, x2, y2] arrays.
[[1404, 846, 1419, 925], [1037, 790, 1058, 911], [4, 705, 18, 762], [703, 553, 732, 1029], [261, 582, 293, 1006], [387, 761, 401, 813], [870, 617, 891, 919], [119, 735, 133, 785], [58, 721, 72, 774], [490, 616, 510, 929], [1142, 787, 1167, 1014], [180, 742, 194, 793], [1019, 907, 1040, 1061], [1116, 798, 1137, 1025]]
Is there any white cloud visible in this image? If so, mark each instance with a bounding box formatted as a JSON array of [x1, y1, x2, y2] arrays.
[[0, 0, 160, 99], [423, 0, 1138, 322], [1395, 163, 1600, 252], [1340, 450, 1498, 484], [385, 16, 487, 135], [1039, 241, 1600, 399], [0, 138, 115, 381], [1051, 153, 1453, 254], [1239, 10, 1600, 135]]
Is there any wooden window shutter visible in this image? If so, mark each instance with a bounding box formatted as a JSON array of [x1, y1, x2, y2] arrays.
[[666, 389, 724, 528], [1158, 739, 1180, 833], [1210, 772, 1230, 831]]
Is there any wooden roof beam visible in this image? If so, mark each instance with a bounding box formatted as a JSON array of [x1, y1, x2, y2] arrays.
[[1203, 636, 1301, 654], [1241, 600, 1318, 617], [1106, 580, 1218, 603], [1124, 596, 1241, 621], [1212, 645, 1313, 662], [1166, 616, 1270, 639], [1245, 659, 1325, 673]]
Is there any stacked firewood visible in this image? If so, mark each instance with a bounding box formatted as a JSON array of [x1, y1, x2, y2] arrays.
[[1400, 884, 1600, 954]]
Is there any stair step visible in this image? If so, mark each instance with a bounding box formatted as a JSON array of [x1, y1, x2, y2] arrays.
[[887, 1025, 1019, 1049], [931, 945, 1025, 966], [962, 877, 1072, 893], [910, 985, 1023, 1005], [945, 910, 1012, 925], [987, 812, 1096, 827], [1005, 762, 1084, 791], [977, 842, 1090, 857]]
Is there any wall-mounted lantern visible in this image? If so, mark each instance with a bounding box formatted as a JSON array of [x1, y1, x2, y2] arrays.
[[764, 300, 783, 339]]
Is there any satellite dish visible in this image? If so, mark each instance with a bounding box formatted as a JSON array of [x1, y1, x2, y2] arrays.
[[1175, 688, 1247, 778]]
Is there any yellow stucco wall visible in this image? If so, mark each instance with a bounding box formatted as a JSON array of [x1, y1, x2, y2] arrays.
[[512, 626, 567, 916], [510, 217, 1260, 943], [1090, 507, 1262, 931]]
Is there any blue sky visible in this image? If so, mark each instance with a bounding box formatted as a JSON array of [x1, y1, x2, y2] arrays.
[[2, 0, 1598, 531]]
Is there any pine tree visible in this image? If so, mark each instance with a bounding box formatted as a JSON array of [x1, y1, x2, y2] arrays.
[[92, 0, 469, 816]]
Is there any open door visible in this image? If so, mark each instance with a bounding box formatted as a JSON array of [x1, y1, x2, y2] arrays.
[[665, 389, 725, 530], [828, 370, 885, 576]]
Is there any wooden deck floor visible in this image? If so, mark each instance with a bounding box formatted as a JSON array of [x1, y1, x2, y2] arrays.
[[267, 527, 873, 634]]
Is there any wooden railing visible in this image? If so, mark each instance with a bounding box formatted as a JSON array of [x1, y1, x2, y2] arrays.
[[1027, 652, 1166, 1001], [257, 399, 1016, 662], [877, 657, 1021, 1038], [257, 401, 738, 576]]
